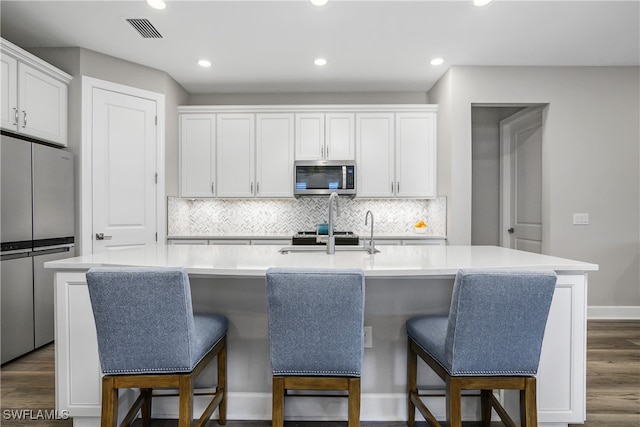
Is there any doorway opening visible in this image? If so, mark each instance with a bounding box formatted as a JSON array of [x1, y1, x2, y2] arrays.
[[471, 104, 548, 253]]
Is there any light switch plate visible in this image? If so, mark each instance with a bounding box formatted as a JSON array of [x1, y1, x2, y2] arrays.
[[573, 213, 589, 225]]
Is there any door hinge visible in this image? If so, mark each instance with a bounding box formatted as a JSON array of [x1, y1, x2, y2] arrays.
[[155, 173, 158, 184]]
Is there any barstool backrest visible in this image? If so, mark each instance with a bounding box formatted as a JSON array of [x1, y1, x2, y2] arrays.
[[86, 267, 198, 374], [265, 268, 365, 377], [445, 269, 557, 376]]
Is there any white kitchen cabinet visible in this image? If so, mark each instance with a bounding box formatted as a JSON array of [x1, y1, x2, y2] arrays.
[[295, 113, 354, 160], [1, 53, 18, 131], [250, 239, 291, 245], [395, 112, 436, 198], [1, 38, 71, 146], [208, 239, 251, 245], [356, 112, 436, 199], [179, 114, 216, 197], [356, 113, 395, 197], [216, 114, 255, 198], [256, 113, 294, 197]]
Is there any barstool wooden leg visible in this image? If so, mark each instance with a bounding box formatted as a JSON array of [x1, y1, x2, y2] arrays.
[[446, 377, 463, 427], [178, 376, 194, 427], [272, 377, 284, 427], [521, 377, 538, 427], [217, 338, 227, 425], [407, 339, 417, 427], [348, 378, 361, 427], [480, 389, 492, 427], [141, 388, 152, 427], [101, 376, 118, 427]]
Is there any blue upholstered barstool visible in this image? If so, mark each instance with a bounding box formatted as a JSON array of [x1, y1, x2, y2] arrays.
[[265, 268, 365, 427], [86, 267, 228, 427], [406, 269, 557, 427]]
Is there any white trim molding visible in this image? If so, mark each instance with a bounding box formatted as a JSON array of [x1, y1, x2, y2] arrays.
[[588, 306, 640, 320]]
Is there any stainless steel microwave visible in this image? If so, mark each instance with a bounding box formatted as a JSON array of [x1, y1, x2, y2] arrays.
[[294, 160, 356, 197]]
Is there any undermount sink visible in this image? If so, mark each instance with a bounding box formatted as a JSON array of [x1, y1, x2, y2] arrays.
[[279, 245, 380, 254]]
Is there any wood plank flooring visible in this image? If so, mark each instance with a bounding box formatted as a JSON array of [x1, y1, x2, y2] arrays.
[[1, 320, 638, 426]]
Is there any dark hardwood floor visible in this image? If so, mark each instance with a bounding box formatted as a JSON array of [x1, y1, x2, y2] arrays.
[[1, 320, 638, 427]]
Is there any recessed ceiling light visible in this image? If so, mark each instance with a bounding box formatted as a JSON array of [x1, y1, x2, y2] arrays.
[[473, 0, 492, 6], [314, 58, 327, 66], [198, 59, 212, 68], [430, 58, 444, 66], [146, 0, 166, 10], [310, 0, 329, 7]]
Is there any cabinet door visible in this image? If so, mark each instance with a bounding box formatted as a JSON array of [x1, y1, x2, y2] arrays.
[[356, 113, 395, 198], [180, 114, 216, 197], [217, 114, 255, 198], [256, 113, 294, 198], [395, 112, 436, 198], [325, 113, 355, 160], [18, 62, 68, 145], [1, 54, 18, 131], [295, 113, 324, 160]]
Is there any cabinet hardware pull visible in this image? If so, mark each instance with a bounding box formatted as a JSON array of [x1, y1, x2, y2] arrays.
[[397, 182, 400, 193], [211, 182, 215, 195], [22, 111, 27, 127], [13, 108, 18, 125]]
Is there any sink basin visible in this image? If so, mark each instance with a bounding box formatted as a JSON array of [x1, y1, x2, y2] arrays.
[[279, 245, 380, 254]]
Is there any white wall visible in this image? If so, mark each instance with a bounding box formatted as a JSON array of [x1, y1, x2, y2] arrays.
[[430, 66, 640, 309]]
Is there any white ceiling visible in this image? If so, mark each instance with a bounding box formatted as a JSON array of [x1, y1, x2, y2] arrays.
[[1, 0, 638, 94]]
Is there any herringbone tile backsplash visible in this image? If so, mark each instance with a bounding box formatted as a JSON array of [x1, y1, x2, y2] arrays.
[[168, 196, 446, 237]]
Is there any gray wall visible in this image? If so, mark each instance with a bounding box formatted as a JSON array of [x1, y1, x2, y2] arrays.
[[430, 66, 640, 309], [189, 91, 429, 105]]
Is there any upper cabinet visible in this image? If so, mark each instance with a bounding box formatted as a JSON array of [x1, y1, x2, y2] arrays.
[[357, 110, 437, 199], [179, 105, 437, 200], [1, 38, 71, 146], [295, 113, 354, 161], [180, 114, 216, 198]]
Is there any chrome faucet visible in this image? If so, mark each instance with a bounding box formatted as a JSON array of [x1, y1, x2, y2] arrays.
[[327, 192, 340, 254], [365, 210, 375, 254]]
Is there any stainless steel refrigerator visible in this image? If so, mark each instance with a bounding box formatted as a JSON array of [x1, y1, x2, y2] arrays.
[[1, 133, 75, 364]]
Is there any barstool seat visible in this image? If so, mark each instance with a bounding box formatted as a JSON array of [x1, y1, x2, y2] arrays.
[[86, 267, 228, 427], [265, 267, 365, 427], [406, 268, 557, 427]]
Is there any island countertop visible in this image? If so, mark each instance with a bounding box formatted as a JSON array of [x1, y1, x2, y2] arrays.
[[45, 244, 598, 277]]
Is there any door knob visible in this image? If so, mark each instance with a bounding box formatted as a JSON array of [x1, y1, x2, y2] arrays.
[[507, 228, 515, 234]]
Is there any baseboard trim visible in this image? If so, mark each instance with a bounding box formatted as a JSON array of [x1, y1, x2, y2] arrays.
[[588, 306, 640, 320]]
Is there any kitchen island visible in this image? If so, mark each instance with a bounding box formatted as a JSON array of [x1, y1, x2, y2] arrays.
[[47, 244, 597, 426]]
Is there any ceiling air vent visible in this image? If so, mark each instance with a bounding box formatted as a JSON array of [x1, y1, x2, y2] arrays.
[[126, 18, 163, 39]]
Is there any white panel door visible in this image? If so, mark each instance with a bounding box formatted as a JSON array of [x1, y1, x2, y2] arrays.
[[356, 113, 394, 198], [295, 113, 324, 160], [395, 112, 436, 198], [18, 62, 67, 145], [180, 114, 216, 197], [325, 113, 355, 160], [256, 113, 294, 198], [92, 88, 157, 252], [1, 53, 18, 131], [501, 107, 543, 253], [217, 114, 255, 198]]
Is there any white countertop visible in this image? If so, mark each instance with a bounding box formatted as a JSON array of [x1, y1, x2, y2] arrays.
[[45, 244, 598, 278]]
